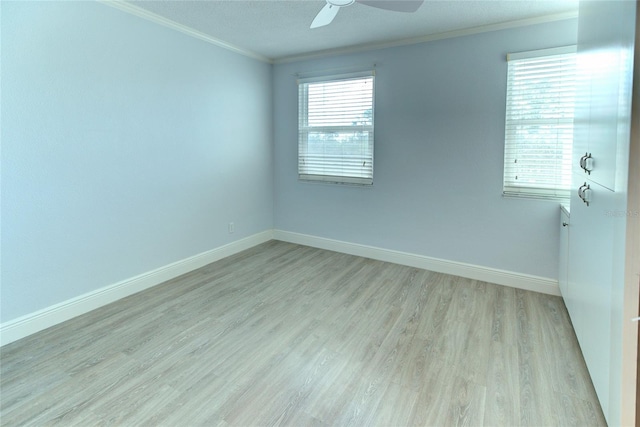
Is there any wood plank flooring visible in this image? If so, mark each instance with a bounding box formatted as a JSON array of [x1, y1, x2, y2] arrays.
[[0, 241, 606, 426]]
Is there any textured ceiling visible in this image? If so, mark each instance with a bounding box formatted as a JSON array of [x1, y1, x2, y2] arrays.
[[125, 0, 579, 61]]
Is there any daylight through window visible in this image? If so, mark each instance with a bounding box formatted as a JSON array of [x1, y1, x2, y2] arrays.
[[298, 71, 375, 185], [503, 46, 577, 201]]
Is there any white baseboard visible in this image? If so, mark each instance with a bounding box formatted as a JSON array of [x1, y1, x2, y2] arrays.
[[0, 230, 273, 347], [1, 228, 559, 347], [273, 230, 560, 296]]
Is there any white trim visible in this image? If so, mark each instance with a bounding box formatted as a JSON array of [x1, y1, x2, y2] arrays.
[[297, 69, 375, 85], [96, 1, 576, 65], [273, 230, 560, 296], [1, 228, 560, 347], [507, 44, 576, 61], [0, 231, 273, 347], [274, 11, 579, 64], [97, 0, 271, 63]]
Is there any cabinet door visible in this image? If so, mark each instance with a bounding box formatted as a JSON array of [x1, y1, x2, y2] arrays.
[[558, 209, 570, 297], [566, 178, 615, 416], [574, 0, 636, 190]]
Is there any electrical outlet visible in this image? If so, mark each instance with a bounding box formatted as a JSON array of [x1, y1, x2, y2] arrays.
[[228, 222, 235, 233]]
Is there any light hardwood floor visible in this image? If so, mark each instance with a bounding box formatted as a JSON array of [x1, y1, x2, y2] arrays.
[[1, 241, 606, 426]]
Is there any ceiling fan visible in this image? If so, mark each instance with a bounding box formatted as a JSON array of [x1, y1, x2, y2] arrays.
[[311, 0, 425, 29]]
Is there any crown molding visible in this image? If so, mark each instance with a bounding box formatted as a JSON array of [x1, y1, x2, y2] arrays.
[[98, 0, 272, 64], [273, 11, 579, 64], [97, 1, 577, 66]]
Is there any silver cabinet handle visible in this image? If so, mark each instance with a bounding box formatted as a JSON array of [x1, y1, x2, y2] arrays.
[[582, 186, 592, 206], [579, 152, 594, 174], [562, 222, 569, 227], [578, 183, 586, 200], [632, 317, 640, 322], [578, 182, 591, 206], [583, 153, 594, 174]]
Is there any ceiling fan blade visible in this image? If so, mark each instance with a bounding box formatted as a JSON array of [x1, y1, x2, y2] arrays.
[[311, 3, 341, 29], [356, 0, 424, 13]]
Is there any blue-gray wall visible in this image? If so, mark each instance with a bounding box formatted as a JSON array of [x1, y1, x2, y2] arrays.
[[273, 19, 578, 279], [1, 1, 274, 322], [1, 1, 579, 325]]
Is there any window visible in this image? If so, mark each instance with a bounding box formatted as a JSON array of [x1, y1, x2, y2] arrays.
[[503, 46, 577, 201], [298, 71, 375, 185]]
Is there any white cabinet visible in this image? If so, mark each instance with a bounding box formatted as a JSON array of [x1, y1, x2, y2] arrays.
[[566, 180, 616, 416], [564, 1, 636, 424], [573, 1, 635, 191], [558, 206, 570, 298]]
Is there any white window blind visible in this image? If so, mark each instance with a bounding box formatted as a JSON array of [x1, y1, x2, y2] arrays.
[[503, 46, 577, 201], [298, 71, 375, 185]]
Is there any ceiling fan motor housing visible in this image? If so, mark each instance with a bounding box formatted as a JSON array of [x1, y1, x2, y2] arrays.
[[328, 0, 355, 7]]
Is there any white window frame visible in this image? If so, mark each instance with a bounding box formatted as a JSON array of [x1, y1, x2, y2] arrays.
[[298, 70, 375, 185], [503, 45, 577, 202]]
